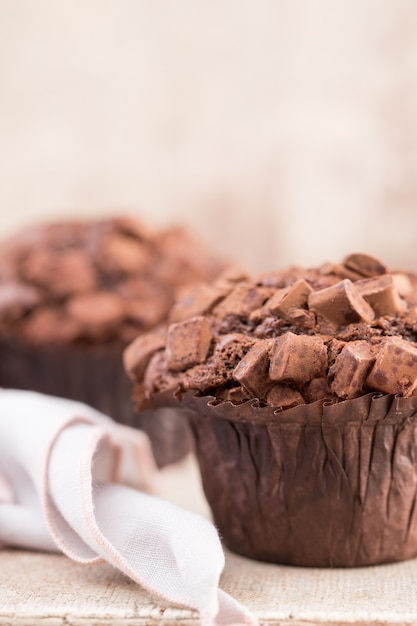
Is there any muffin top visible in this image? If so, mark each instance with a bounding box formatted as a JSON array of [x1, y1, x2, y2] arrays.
[[124, 253, 417, 409], [0, 217, 222, 345]]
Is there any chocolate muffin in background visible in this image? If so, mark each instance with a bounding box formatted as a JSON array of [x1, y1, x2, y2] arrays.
[[125, 252, 417, 566], [0, 216, 224, 466]]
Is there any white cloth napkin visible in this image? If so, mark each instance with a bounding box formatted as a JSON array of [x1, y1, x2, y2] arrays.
[[0, 389, 256, 626]]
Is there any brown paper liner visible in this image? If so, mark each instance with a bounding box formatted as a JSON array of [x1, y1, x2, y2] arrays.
[[0, 339, 191, 467], [145, 389, 417, 566]]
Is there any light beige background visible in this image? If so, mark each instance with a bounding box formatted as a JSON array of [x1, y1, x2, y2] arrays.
[[1, 0, 417, 272]]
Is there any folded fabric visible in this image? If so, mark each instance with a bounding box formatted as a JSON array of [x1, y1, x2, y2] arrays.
[[0, 389, 256, 626]]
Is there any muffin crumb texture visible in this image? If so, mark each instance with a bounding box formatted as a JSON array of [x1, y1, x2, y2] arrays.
[[126, 253, 417, 408]]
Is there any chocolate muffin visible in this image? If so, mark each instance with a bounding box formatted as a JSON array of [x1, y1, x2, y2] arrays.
[[125, 253, 417, 566], [0, 216, 223, 466]]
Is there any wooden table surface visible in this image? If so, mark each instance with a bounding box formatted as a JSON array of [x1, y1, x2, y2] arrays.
[[1, 456, 417, 626]]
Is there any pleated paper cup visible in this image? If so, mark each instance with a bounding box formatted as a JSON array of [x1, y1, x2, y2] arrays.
[[170, 391, 417, 567]]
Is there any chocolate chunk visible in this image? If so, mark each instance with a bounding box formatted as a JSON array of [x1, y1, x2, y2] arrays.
[[21, 248, 96, 297], [392, 273, 413, 297], [67, 292, 125, 336], [214, 265, 249, 285], [154, 226, 223, 289], [52, 251, 97, 296], [217, 386, 251, 404], [266, 279, 312, 317], [127, 298, 169, 330], [117, 279, 172, 329], [266, 384, 305, 408], [22, 308, 79, 344], [41, 221, 86, 248], [123, 333, 165, 380], [20, 249, 54, 286], [366, 337, 417, 396], [308, 279, 375, 326], [248, 306, 266, 324], [356, 275, 406, 317], [170, 283, 230, 323], [319, 262, 363, 282], [166, 316, 213, 372], [343, 253, 387, 278], [116, 277, 170, 302], [97, 234, 152, 274], [233, 340, 274, 397], [269, 332, 327, 384], [112, 216, 154, 241], [117, 323, 145, 343], [303, 377, 334, 402], [285, 307, 316, 329], [331, 341, 375, 399], [214, 284, 272, 317]]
